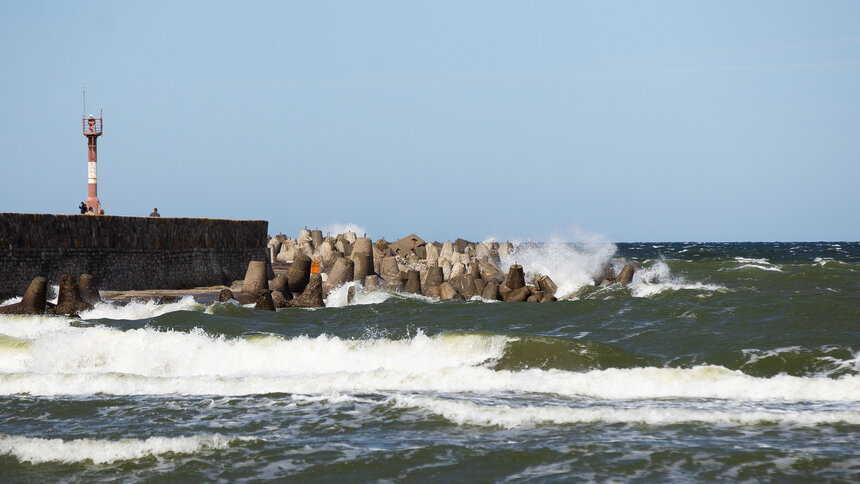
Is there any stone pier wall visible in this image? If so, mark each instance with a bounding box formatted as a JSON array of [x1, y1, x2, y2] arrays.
[[0, 213, 269, 298]]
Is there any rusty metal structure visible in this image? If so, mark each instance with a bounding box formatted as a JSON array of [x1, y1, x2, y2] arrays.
[[82, 86, 102, 214]]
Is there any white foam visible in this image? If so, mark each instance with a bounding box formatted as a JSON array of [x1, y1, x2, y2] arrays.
[[500, 233, 616, 298], [732, 264, 783, 272], [0, 297, 22, 307], [389, 395, 860, 429], [628, 261, 725, 298], [0, 325, 857, 401], [79, 295, 203, 320], [0, 314, 76, 339], [323, 282, 392, 308], [0, 433, 242, 464]]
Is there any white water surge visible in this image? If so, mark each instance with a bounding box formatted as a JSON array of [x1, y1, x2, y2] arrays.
[[0, 433, 244, 464], [0, 318, 856, 404], [500, 235, 617, 298]]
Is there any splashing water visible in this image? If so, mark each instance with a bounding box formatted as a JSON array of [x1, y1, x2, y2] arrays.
[[499, 235, 617, 298]]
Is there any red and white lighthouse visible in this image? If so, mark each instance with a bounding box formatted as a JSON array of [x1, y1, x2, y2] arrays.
[[82, 91, 103, 214]]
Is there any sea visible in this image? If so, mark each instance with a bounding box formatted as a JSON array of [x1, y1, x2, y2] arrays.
[[0, 241, 857, 482]]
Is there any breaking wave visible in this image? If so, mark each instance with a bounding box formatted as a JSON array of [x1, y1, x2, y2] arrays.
[[0, 433, 244, 464], [0, 323, 856, 400], [628, 261, 725, 298], [389, 395, 860, 429]]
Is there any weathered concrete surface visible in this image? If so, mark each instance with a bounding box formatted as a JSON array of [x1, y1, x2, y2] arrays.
[[0, 213, 269, 299]]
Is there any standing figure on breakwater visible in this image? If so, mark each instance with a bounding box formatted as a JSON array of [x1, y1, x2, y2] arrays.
[[149, 208, 160, 217], [79, 202, 87, 214]]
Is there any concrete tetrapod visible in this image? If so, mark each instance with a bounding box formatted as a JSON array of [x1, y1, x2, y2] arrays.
[[535, 275, 558, 298], [481, 282, 501, 301], [325, 257, 355, 293], [310, 230, 323, 250], [423, 267, 444, 297], [502, 286, 531, 303], [78, 274, 102, 305], [0, 277, 48, 315], [269, 275, 292, 300], [352, 237, 373, 257], [459, 274, 479, 299], [503, 265, 526, 291], [53, 274, 94, 315], [352, 253, 374, 281], [617, 264, 635, 287], [242, 261, 269, 296], [439, 282, 460, 300], [403, 270, 421, 294], [290, 273, 325, 308], [286, 253, 312, 293], [380, 257, 400, 281], [254, 289, 276, 311], [271, 291, 290, 308], [364, 275, 380, 291]]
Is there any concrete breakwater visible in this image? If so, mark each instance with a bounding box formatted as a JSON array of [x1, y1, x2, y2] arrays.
[[0, 213, 269, 299], [239, 230, 640, 308]]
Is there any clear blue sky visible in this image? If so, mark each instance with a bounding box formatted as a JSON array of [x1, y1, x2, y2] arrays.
[[1, 1, 858, 242]]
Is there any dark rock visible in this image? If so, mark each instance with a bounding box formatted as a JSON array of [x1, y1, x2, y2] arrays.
[[271, 290, 289, 308], [78, 274, 102, 304], [160, 295, 181, 304], [347, 286, 356, 303], [218, 288, 234, 302], [52, 274, 93, 315], [254, 289, 276, 311], [540, 295, 557, 303], [414, 245, 427, 260], [287, 253, 312, 293], [617, 264, 635, 287], [527, 290, 544, 302], [499, 284, 512, 300], [0, 276, 48, 315], [269, 274, 287, 293], [290, 273, 325, 308]]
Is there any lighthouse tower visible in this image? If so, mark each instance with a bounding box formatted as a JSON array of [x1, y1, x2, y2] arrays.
[[82, 87, 102, 214]]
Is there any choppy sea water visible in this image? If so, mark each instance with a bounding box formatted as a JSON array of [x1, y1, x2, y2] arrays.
[[0, 242, 857, 482]]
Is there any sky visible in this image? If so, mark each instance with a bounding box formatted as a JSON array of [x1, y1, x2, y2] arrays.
[[1, 1, 858, 242]]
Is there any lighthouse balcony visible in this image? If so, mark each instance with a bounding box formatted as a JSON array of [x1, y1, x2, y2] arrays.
[[82, 118, 103, 135]]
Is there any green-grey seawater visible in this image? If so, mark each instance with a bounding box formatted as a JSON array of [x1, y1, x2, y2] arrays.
[[0, 242, 857, 482]]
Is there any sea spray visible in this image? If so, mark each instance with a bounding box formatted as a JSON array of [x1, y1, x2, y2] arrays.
[[499, 236, 617, 298], [628, 261, 725, 297]]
